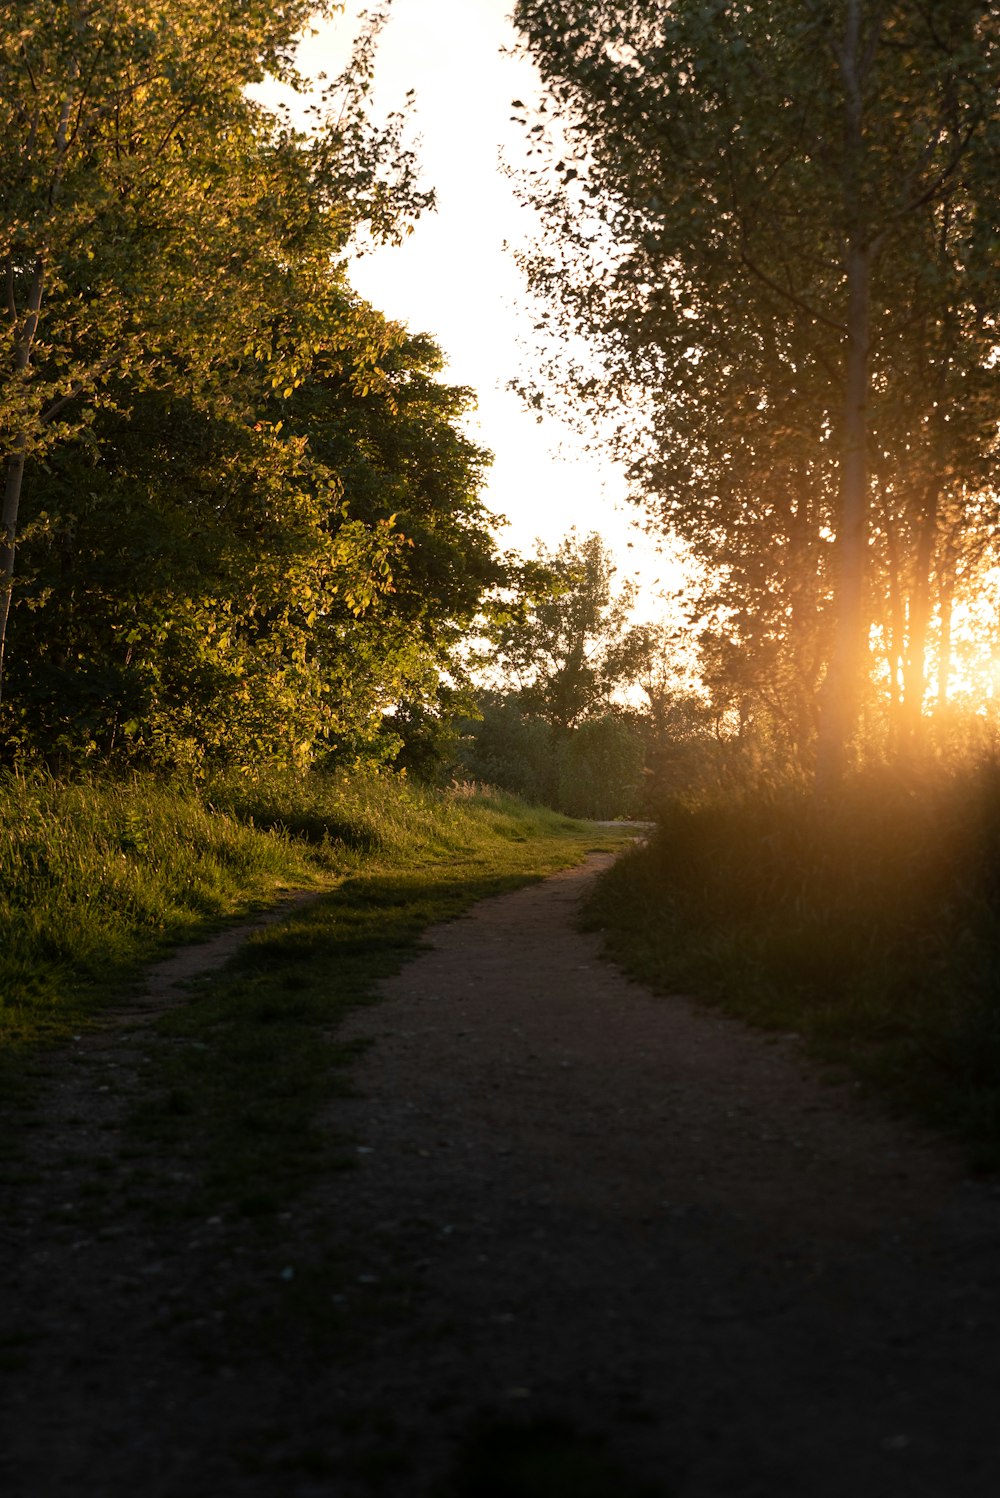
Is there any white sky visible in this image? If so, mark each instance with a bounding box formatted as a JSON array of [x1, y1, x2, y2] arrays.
[[288, 0, 679, 613]]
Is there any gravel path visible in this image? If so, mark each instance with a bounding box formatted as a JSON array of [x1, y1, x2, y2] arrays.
[[3, 853, 1000, 1496]]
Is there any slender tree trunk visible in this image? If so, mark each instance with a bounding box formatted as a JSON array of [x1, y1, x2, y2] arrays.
[[0, 441, 28, 704], [900, 477, 939, 748], [815, 0, 881, 793], [883, 524, 903, 756], [0, 80, 70, 708], [937, 574, 954, 711], [816, 232, 870, 791], [787, 460, 819, 757], [0, 255, 45, 706]]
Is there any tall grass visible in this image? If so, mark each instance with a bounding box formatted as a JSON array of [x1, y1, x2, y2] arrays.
[[202, 768, 579, 859], [587, 757, 1000, 1167], [0, 768, 589, 1050], [0, 771, 318, 1044]]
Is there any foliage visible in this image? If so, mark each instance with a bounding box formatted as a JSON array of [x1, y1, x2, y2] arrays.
[[292, 332, 504, 634], [0, 5, 516, 777], [1, 0, 431, 697], [3, 383, 405, 769], [511, 1, 1000, 774], [487, 530, 654, 730], [1, 0, 426, 453], [587, 755, 1000, 1168], [459, 529, 670, 817], [458, 694, 646, 819], [280, 331, 512, 761], [3, 321, 501, 772]]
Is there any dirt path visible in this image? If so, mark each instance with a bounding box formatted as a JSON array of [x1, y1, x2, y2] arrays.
[[3, 855, 1000, 1496]]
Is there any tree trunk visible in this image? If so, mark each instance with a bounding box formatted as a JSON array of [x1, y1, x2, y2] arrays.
[[900, 477, 939, 748], [815, 233, 870, 792], [815, 0, 878, 793], [937, 574, 954, 712], [1, 245, 45, 708], [882, 508, 903, 754], [0, 442, 27, 704], [788, 460, 821, 757]]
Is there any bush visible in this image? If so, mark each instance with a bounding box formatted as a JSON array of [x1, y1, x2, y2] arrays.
[[457, 696, 645, 819]]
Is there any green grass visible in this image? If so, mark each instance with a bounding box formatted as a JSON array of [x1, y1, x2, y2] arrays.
[[0, 769, 599, 1045], [128, 783, 615, 1216], [0, 766, 626, 1196], [586, 759, 1000, 1169], [0, 769, 322, 1052]]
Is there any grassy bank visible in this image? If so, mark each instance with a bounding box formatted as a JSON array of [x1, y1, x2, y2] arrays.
[[0, 768, 612, 1054], [2, 768, 626, 1212], [586, 761, 1000, 1169]]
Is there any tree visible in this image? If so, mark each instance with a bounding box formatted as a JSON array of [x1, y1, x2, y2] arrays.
[[5, 319, 512, 772], [866, 189, 1000, 746], [4, 377, 404, 769], [285, 330, 507, 703], [512, 0, 1000, 781], [488, 530, 653, 730], [1, 0, 430, 699]]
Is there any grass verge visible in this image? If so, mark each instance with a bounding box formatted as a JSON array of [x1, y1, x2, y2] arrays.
[[130, 786, 625, 1218], [0, 769, 322, 1053], [585, 760, 1000, 1170], [1, 767, 627, 1200]]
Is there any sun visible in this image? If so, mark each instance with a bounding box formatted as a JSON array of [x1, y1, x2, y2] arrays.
[[934, 568, 1000, 717]]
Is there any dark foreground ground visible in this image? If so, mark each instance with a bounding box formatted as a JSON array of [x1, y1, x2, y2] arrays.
[[2, 855, 1000, 1496]]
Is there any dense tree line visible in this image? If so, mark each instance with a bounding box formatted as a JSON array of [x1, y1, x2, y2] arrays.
[[5, 330, 507, 770]]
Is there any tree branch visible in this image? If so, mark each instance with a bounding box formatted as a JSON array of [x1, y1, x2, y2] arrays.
[[859, 0, 892, 82], [739, 251, 846, 336], [892, 119, 980, 222], [39, 353, 126, 425], [4, 256, 17, 329], [19, 42, 40, 97], [16, 258, 44, 372]]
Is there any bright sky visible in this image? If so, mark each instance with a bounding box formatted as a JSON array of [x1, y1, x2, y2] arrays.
[[288, 0, 677, 613]]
